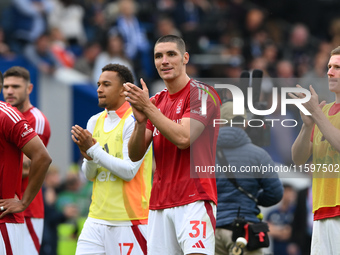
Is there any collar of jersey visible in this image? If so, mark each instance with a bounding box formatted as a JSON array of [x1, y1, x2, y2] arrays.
[[105, 101, 130, 119], [168, 79, 191, 100]]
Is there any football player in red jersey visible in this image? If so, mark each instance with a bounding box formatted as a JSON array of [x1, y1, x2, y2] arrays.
[[3, 66, 51, 255], [124, 35, 220, 255], [0, 70, 51, 255]]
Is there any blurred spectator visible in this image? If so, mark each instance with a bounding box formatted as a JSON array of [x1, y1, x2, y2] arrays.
[[92, 30, 135, 85], [112, 0, 153, 78], [6, 0, 53, 53], [275, 60, 298, 88], [290, 178, 313, 255], [283, 23, 318, 77], [73, 41, 101, 79], [329, 17, 340, 49], [174, 0, 211, 53], [0, 27, 16, 59], [154, 15, 181, 40], [266, 184, 297, 255], [241, 8, 268, 63], [156, 0, 177, 16], [262, 42, 280, 78], [23, 32, 60, 75], [57, 170, 92, 218], [80, 0, 112, 47], [48, 0, 87, 55], [198, 0, 229, 43], [50, 27, 75, 68], [40, 166, 79, 255]]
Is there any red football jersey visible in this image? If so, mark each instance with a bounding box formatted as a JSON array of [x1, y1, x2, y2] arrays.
[[0, 101, 37, 223], [22, 106, 51, 218], [147, 79, 220, 210]]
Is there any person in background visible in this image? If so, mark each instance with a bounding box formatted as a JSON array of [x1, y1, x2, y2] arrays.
[[266, 184, 296, 255], [40, 166, 79, 255], [215, 101, 283, 255]]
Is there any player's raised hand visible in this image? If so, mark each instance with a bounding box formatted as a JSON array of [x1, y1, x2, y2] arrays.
[[289, 85, 326, 127], [71, 125, 96, 159], [124, 78, 151, 112]]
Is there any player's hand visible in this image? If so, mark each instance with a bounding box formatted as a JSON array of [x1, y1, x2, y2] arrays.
[[124, 78, 152, 112], [71, 125, 95, 152], [288, 85, 326, 127], [0, 197, 25, 218], [131, 104, 148, 124], [80, 149, 93, 161], [301, 85, 326, 114]]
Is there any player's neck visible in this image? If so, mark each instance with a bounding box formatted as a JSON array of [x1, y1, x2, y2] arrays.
[[336, 93, 340, 104], [18, 101, 32, 113], [165, 74, 190, 94]]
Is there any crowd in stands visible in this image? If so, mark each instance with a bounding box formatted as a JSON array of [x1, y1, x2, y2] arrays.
[[1, 0, 340, 254], [1, 0, 339, 90]]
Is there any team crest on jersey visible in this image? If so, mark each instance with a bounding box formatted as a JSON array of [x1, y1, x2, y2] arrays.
[[176, 99, 183, 114], [93, 130, 100, 138]]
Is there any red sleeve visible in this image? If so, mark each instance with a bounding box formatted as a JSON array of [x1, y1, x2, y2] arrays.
[[36, 117, 51, 147], [23, 108, 51, 146], [183, 85, 220, 126], [2, 107, 37, 148]]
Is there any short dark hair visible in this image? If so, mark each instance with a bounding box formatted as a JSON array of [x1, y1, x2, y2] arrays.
[[4, 66, 30, 83], [101, 63, 134, 84], [155, 35, 186, 55]]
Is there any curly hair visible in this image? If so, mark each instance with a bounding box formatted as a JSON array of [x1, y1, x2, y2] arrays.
[[101, 63, 134, 84]]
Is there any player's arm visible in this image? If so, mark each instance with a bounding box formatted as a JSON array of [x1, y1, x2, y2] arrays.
[[128, 117, 153, 162], [21, 136, 51, 206], [0, 136, 51, 218], [290, 85, 323, 165], [22, 154, 30, 178], [72, 121, 150, 181], [124, 79, 205, 150], [145, 111, 204, 150], [291, 124, 314, 165]]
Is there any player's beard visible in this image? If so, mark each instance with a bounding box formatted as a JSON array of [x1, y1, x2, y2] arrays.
[[10, 97, 25, 111], [98, 101, 107, 108]]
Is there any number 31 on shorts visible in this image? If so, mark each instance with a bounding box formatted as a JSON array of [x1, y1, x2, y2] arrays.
[[189, 221, 207, 238]]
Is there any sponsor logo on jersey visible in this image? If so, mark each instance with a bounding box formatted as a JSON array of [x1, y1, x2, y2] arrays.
[[21, 123, 34, 137], [97, 170, 117, 182]]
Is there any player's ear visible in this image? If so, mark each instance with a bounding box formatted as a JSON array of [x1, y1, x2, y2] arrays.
[[27, 83, 33, 94], [183, 52, 189, 65], [119, 83, 126, 96]]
